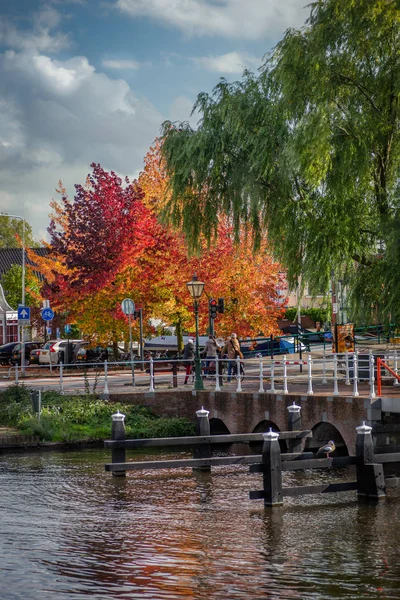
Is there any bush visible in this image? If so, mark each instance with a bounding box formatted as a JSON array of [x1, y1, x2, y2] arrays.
[[0, 387, 196, 443]]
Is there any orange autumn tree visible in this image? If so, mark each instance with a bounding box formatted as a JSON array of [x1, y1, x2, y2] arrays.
[[139, 139, 287, 341]]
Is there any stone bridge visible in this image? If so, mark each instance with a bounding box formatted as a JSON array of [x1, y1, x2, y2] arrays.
[[110, 389, 387, 455]]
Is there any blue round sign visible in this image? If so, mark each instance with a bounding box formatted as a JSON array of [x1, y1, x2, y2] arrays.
[[42, 308, 54, 321]]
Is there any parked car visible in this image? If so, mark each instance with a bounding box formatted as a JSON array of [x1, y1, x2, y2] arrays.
[[0, 342, 21, 366], [75, 344, 125, 363], [39, 339, 82, 365], [10, 342, 44, 365], [28, 348, 41, 365]]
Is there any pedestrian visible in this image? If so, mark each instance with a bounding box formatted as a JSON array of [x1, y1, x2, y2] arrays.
[[182, 338, 195, 384], [203, 335, 221, 376], [222, 333, 243, 382]]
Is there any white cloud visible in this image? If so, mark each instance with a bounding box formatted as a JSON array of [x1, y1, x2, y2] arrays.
[[192, 51, 260, 74], [102, 59, 141, 70], [0, 47, 163, 240], [0, 7, 70, 53], [115, 0, 308, 39]]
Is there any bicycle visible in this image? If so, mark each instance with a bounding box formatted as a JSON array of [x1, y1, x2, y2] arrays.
[[220, 358, 245, 383]]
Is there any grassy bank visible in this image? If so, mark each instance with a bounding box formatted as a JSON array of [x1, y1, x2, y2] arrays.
[[0, 386, 195, 443]]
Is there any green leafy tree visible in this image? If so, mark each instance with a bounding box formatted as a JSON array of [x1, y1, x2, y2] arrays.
[[1, 265, 41, 309], [0, 215, 38, 248], [161, 0, 400, 323]]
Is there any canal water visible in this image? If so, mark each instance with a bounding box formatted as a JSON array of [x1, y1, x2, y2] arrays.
[[1, 448, 400, 600]]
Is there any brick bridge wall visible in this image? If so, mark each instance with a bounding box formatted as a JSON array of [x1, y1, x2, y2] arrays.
[[109, 390, 381, 454]]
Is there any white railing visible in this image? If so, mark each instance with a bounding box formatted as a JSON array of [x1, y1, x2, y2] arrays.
[[5, 349, 400, 398]]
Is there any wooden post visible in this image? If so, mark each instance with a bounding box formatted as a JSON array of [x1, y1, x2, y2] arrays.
[[172, 361, 178, 388], [261, 429, 283, 507], [193, 406, 211, 472], [355, 421, 385, 501], [287, 402, 302, 453], [111, 410, 126, 478]]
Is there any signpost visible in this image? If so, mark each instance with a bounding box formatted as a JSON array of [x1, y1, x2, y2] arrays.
[[17, 306, 30, 375], [18, 306, 30, 326], [121, 298, 135, 386], [41, 308, 54, 322]]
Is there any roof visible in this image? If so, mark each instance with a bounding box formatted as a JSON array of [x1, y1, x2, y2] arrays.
[[0, 248, 49, 279]]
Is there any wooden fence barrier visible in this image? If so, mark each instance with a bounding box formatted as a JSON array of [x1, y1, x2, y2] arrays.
[[249, 421, 400, 507], [105, 405, 312, 477]]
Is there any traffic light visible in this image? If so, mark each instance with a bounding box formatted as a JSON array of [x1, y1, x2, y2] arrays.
[[209, 298, 218, 319], [133, 309, 141, 320], [218, 298, 225, 314]]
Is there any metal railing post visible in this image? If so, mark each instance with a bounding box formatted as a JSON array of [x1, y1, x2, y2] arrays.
[[15, 365, 18, 385], [268, 360, 275, 393], [102, 359, 109, 400], [283, 355, 288, 395], [322, 348, 327, 384], [345, 351, 350, 385], [333, 354, 339, 396], [307, 354, 313, 395], [394, 350, 399, 386], [353, 350, 359, 397], [369, 350, 376, 400], [59, 361, 64, 395], [259, 357, 264, 393], [236, 356, 242, 392], [149, 356, 154, 392], [215, 355, 221, 392]]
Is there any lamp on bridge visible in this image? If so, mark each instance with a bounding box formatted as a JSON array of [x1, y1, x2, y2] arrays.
[[186, 273, 205, 391]]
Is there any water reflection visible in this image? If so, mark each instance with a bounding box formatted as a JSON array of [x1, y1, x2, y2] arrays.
[[0, 449, 400, 599]]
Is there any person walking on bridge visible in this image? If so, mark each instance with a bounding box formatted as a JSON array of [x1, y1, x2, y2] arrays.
[[182, 338, 195, 384], [222, 333, 242, 382]]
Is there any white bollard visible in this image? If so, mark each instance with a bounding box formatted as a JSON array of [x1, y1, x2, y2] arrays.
[[333, 354, 339, 396], [369, 350, 376, 399], [268, 360, 275, 393], [259, 357, 264, 393], [353, 350, 359, 397], [102, 359, 109, 399], [149, 356, 155, 392], [59, 361, 64, 395], [394, 350, 399, 386], [322, 348, 327, 384], [236, 356, 242, 392], [345, 351, 350, 385], [215, 355, 221, 392], [283, 355, 288, 395], [307, 354, 313, 395]]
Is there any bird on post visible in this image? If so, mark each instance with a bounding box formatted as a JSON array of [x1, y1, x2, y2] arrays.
[[317, 440, 336, 458]]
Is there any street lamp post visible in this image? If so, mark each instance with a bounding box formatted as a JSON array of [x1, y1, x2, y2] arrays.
[[1, 214, 26, 372], [186, 274, 205, 391]]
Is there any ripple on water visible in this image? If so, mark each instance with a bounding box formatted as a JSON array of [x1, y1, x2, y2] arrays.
[[1, 449, 400, 599]]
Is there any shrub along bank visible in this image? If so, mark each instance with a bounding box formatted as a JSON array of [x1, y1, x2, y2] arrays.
[[0, 386, 195, 443]]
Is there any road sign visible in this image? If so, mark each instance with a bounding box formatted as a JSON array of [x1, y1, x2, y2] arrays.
[[17, 306, 30, 325], [121, 298, 135, 315], [46, 327, 52, 335], [65, 324, 72, 334], [42, 308, 54, 321]]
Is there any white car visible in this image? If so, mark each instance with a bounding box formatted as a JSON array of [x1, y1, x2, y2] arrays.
[[39, 339, 82, 365]]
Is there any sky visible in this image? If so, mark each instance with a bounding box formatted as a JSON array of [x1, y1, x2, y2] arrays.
[[0, 0, 309, 242]]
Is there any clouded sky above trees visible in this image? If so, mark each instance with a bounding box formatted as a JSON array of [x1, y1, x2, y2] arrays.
[[0, 0, 307, 240]]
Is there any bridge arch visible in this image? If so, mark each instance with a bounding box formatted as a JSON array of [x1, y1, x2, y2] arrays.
[[304, 422, 349, 456], [251, 419, 288, 453], [209, 417, 230, 435]]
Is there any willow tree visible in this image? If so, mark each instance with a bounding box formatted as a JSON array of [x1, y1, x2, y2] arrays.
[[161, 0, 400, 323]]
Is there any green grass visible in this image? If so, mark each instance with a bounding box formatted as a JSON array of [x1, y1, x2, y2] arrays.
[[0, 386, 196, 443]]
